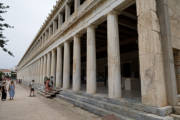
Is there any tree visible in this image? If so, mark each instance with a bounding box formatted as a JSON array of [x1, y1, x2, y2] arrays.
[[0, 2, 14, 56], [0, 71, 4, 81], [11, 71, 17, 79]]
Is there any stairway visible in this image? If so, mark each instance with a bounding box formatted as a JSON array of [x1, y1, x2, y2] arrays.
[[38, 89, 61, 98], [58, 90, 174, 120], [172, 101, 180, 120]]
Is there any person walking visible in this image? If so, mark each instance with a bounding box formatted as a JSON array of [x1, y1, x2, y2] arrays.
[[1, 81, 7, 101], [29, 80, 35, 97], [8, 81, 15, 100]]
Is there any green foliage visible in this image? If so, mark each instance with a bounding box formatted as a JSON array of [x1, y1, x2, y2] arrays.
[[11, 71, 16, 79], [0, 2, 14, 56], [0, 71, 4, 81]]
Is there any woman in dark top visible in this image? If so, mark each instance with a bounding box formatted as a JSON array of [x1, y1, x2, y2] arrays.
[[1, 81, 7, 101]]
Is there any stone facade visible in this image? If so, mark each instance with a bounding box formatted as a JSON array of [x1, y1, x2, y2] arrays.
[[17, 0, 180, 118]]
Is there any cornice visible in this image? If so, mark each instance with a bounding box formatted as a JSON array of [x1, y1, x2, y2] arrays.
[[18, 0, 64, 67]]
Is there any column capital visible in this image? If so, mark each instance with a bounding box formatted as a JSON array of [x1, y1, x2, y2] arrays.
[[57, 45, 62, 49], [87, 24, 97, 29], [108, 9, 119, 16], [74, 34, 80, 38], [64, 41, 70, 45], [51, 48, 56, 53]]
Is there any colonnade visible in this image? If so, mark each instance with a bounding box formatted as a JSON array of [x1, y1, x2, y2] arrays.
[[17, 0, 178, 107], [19, 12, 123, 99]]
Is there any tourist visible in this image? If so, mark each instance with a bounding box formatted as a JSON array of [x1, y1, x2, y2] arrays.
[[29, 80, 35, 97], [50, 76, 54, 88], [45, 78, 51, 92], [44, 76, 48, 87], [8, 81, 15, 100], [1, 81, 7, 101]]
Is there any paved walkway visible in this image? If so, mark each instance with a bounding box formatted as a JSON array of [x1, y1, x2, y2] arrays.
[[0, 84, 101, 120]]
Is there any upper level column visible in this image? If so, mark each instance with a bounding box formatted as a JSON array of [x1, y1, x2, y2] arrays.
[[107, 11, 121, 99], [73, 35, 81, 91], [87, 25, 96, 94], [75, 0, 80, 13], [65, 4, 70, 22], [58, 13, 63, 29]]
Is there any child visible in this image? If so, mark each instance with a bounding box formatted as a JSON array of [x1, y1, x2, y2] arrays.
[[29, 80, 35, 97]]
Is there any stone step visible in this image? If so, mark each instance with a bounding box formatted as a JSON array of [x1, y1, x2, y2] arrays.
[[37, 90, 58, 98], [59, 94, 135, 120], [171, 114, 180, 120], [173, 106, 180, 115], [58, 91, 173, 120], [60, 92, 170, 120], [60, 90, 172, 117], [37, 91, 51, 98], [176, 96, 180, 103]]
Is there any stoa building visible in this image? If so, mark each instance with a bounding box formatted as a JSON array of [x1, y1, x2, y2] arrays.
[[17, 0, 180, 119]]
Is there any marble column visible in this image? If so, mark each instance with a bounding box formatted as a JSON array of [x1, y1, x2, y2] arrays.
[[49, 27, 51, 37], [35, 62, 38, 82], [136, 0, 168, 107], [87, 25, 96, 94], [107, 11, 121, 98], [43, 55, 47, 81], [38, 59, 41, 84], [51, 49, 56, 87], [65, 4, 70, 22], [39, 58, 42, 84], [75, 0, 80, 13], [32, 63, 35, 80], [73, 35, 81, 91], [156, 0, 177, 106], [56, 46, 63, 88], [63, 42, 70, 89], [41, 57, 44, 84], [32, 64, 34, 80], [175, 51, 180, 93], [58, 13, 63, 29], [37, 60, 40, 84], [47, 52, 51, 78], [53, 21, 56, 34], [44, 55, 47, 78]]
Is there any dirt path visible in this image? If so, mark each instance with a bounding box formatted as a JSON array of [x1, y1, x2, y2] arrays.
[[0, 84, 101, 120]]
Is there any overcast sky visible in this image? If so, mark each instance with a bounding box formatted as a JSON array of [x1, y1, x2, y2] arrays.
[[0, 0, 57, 69]]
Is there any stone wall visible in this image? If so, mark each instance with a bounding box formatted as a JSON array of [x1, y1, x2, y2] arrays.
[[168, 0, 180, 49]]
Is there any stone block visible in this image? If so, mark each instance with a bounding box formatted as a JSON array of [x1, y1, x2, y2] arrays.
[[139, 54, 167, 107], [136, 0, 157, 16]]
